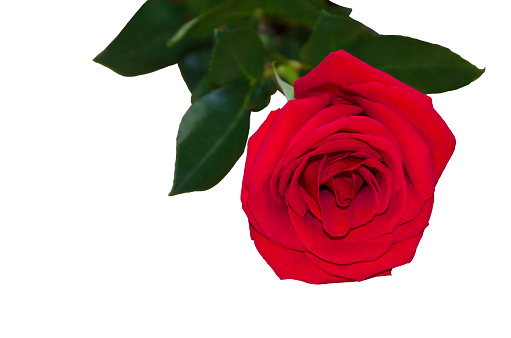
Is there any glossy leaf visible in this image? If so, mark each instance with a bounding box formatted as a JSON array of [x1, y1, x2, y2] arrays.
[[191, 77, 216, 103], [168, 0, 323, 47], [167, 0, 257, 46], [273, 62, 295, 100], [94, 0, 191, 76], [261, 0, 321, 27], [300, 11, 377, 66], [170, 85, 251, 195], [248, 77, 277, 112], [209, 28, 264, 86], [350, 35, 485, 93], [268, 33, 304, 61], [324, 1, 351, 16], [178, 48, 213, 93], [306, 0, 352, 16], [182, 0, 227, 16]]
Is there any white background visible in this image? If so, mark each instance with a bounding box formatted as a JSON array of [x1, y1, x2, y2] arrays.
[[0, 0, 509, 337]]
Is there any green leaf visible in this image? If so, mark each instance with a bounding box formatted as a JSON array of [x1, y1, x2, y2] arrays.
[[94, 0, 192, 76], [191, 77, 216, 103], [300, 10, 377, 66], [170, 85, 251, 195], [306, 0, 352, 16], [181, 0, 227, 16], [209, 28, 264, 86], [178, 48, 213, 93], [268, 33, 304, 61], [260, 0, 321, 27], [168, 0, 326, 48], [167, 0, 257, 47], [350, 35, 485, 93], [306, 0, 325, 8], [324, 1, 351, 16], [248, 77, 277, 112], [272, 62, 295, 100]]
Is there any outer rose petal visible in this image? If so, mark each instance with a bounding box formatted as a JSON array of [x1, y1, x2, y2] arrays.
[[250, 226, 392, 284], [241, 109, 280, 237], [304, 231, 423, 281], [294, 50, 427, 100]]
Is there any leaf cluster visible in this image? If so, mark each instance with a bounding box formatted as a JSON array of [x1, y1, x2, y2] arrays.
[[94, 0, 484, 195]]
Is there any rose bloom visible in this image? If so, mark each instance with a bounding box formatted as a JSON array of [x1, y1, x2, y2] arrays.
[[241, 51, 455, 284]]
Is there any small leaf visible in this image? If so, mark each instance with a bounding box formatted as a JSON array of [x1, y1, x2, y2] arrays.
[[350, 35, 485, 93], [178, 48, 213, 93], [277, 64, 300, 84], [209, 28, 265, 86], [272, 62, 295, 100], [300, 10, 377, 66], [170, 85, 251, 195], [94, 0, 192, 76]]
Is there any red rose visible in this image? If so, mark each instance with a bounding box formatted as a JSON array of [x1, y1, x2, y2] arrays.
[[241, 51, 455, 284]]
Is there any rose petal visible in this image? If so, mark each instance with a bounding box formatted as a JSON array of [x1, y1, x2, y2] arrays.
[[294, 50, 427, 101], [319, 186, 354, 237], [341, 180, 407, 243], [275, 117, 404, 199], [352, 166, 379, 226], [242, 109, 280, 237], [343, 82, 455, 182], [246, 186, 305, 250], [355, 98, 435, 222], [304, 231, 424, 281], [250, 226, 352, 284], [289, 209, 400, 265], [244, 94, 332, 250]]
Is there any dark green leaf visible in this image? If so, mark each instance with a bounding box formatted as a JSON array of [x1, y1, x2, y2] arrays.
[[300, 10, 377, 66], [209, 28, 264, 86], [94, 0, 192, 76], [170, 85, 251, 195], [268, 30, 305, 61], [168, 0, 325, 47], [248, 77, 277, 112], [272, 62, 295, 100], [178, 48, 213, 92], [306, 0, 325, 8], [305, 0, 352, 16], [324, 1, 351, 16], [167, 0, 257, 46], [182, 0, 227, 16], [260, 0, 321, 27], [168, 0, 322, 47], [191, 77, 216, 103], [350, 35, 485, 93]]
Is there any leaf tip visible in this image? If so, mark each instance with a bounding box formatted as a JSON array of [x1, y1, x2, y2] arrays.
[[477, 66, 486, 78], [168, 187, 181, 197], [92, 52, 103, 65]]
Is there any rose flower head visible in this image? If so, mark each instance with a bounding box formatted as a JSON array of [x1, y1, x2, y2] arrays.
[[241, 50, 456, 284]]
